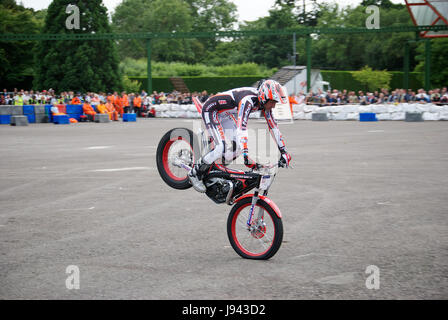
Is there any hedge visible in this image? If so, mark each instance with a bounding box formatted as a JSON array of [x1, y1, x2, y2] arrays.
[[321, 70, 424, 92], [128, 76, 262, 94]]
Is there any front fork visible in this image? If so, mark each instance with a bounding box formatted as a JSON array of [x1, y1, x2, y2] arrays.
[[246, 188, 268, 229]]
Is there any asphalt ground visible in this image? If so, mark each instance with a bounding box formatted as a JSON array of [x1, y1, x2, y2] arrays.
[[0, 118, 447, 300]]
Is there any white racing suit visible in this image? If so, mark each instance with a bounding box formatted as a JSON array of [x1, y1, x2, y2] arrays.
[[200, 87, 287, 167]]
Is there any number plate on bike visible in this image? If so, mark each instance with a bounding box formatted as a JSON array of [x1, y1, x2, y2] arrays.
[[260, 175, 272, 190]]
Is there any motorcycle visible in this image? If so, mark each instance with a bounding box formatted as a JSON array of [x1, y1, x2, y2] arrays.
[[155, 98, 286, 260]]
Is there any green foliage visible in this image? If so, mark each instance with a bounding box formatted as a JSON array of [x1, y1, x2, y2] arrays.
[[120, 59, 276, 77], [128, 76, 262, 93], [321, 70, 423, 91], [0, 1, 44, 89], [112, 0, 237, 63], [34, 0, 122, 92], [414, 38, 448, 88], [306, 3, 414, 71], [123, 75, 141, 93], [351, 66, 392, 91]]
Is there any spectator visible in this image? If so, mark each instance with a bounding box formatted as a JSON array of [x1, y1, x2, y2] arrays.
[[51, 104, 65, 116], [71, 93, 82, 105], [122, 91, 130, 113], [366, 92, 377, 104], [348, 91, 358, 104], [159, 92, 167, 104], [133, 93, 142, 117], [430, 89, 441, 103], [440, 88, 448, 104], [105, 100, 119, 121], [377, 93, 386, 104], [358, 91, 367, 105], [415, 89, 430, 103], [82, 102, 97, 121], [14, 92, 24, 105], [199, 90, 208, 103], [113, 92, 123, 116], [387, 90, 398, 103]]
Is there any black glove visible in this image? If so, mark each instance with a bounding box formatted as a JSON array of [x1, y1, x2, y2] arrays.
[[278, 148, 292, 168], [244, 153, 260, 170]]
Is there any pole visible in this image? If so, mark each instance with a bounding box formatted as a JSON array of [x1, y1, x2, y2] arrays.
[[147, 38, 152, 94], [424, 39, 431, 91], [403, 42, 410, 90], [293, 32, 297, 95], [306, 35, 312, 93]]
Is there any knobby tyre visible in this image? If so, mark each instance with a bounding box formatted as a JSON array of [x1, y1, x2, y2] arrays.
[[227, 197, 283, 260], [156, 128, 200, 190]]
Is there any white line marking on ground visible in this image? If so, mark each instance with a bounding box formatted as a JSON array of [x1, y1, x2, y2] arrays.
[[85, 146, 113, 150], [368, 130, 385, 133], [59, 207, 95, 211], [90, 167, 154, 172]]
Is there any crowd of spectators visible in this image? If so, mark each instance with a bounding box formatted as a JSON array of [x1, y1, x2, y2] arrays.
[[0, 88, 212, 117], [293, 87, 448, 106], [2, 86, 447, 114]]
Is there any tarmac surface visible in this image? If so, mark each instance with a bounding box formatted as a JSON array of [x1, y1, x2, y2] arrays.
[[0, 118, 447, 300]]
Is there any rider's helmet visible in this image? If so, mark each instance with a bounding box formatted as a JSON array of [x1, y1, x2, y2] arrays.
[[257, 79, 288, 106]]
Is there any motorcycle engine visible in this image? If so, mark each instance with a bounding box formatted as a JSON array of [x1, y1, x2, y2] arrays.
[[204, 178, 232, 204]]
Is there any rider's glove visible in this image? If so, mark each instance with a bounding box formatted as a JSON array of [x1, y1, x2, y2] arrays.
[[278, 147, 292, 168], [243, 152, 261, 170]]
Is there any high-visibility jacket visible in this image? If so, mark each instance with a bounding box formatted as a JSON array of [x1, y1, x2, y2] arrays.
[[113, 95, 122, 108], [133, 96, 142, 108], [97, 104, 107, 114], [14, 96, 24, 105], [105, 102, 118, 120], [82, 103, 96, 115], [71, 97, 81, 105], [122, 94, 129, 107]]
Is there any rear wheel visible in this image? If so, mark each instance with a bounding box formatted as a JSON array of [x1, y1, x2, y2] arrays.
[[156, 128, 200, 189], [227, 197, 283, 260]]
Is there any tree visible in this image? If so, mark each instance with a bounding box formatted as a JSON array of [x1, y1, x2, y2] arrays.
[[414, 38, 448, 88], [351, 66, 392, 91], [247, 2, 299, 68], [112, 0, 199, 63], [34, 0, 122, 92], [307, 3, 414, 71], [0, 0, 44, 89]]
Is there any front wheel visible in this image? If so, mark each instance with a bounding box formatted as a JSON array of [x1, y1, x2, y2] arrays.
[[227, 197, 283, 260]]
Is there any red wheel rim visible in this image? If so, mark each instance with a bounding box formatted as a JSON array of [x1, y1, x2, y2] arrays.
[[162, 137, 193, 181], [231, 202, 275, 257]]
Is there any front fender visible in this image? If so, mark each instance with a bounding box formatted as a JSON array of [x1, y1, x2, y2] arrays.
[[234, 194, 282, 219]]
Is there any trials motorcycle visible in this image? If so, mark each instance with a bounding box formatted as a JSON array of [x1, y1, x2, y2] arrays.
[[156, 97, 286, 260]]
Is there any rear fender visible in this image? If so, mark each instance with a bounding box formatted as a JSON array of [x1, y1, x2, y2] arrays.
[[192, 96, 203, 114], [234, 194, 282, 219]]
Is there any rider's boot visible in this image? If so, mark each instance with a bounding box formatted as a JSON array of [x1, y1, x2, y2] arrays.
[[188, 159, 211, 193]]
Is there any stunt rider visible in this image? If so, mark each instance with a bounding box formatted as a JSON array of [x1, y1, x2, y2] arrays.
[[188, 79, 292, 193]]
